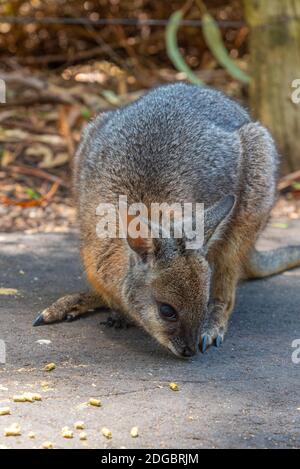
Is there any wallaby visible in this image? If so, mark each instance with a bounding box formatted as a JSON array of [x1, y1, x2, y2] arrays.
[[34, 83, 300, 358]]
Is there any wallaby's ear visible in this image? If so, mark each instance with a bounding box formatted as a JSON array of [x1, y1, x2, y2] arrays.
[[125, 213, 152, 262], [127, 236, 151, 262], [203, 195, 236, 251], [126, 214, 175, 263]]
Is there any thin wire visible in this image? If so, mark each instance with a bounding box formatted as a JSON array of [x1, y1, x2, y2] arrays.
[[0, 16, 245, 28]]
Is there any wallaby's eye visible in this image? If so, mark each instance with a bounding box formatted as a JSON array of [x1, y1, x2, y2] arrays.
[[159, 303, 178, 322]]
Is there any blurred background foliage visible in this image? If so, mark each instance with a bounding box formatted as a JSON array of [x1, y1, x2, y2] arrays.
[[0, 0, 245, 73], [0, 0, 299, 232]]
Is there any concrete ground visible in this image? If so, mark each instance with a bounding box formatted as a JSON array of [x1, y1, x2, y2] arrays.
[[0, 222, 300, 449]]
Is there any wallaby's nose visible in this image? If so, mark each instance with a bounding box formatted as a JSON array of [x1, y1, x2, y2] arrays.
[[181, 346, 195, 358]]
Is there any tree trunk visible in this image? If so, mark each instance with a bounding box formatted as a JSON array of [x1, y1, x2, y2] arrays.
[[243, 0, 300, 173]]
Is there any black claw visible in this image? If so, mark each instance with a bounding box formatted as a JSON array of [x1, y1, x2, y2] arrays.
[[33, 313, 46, 327], [201, 335, 208, 353], [101, 316, 115, 327], [215, 335, 223, 348], [65, 314, 76, 322]]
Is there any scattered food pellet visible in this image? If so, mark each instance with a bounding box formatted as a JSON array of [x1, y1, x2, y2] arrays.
[[12, 395, 26, 403], [74, 421, 85, 430], [169, 382, 179, 391], [89, 398, 101, 407], [130, 426, 139, 438], [62, 426, 74, 439], [44, 363, 56, 372], [79, 431, 87, 441], [41, 441, 53, 449], [4, 423, 21, 437], [28, 432, 36, 439], [0, 407, 11, 416], [12, 392, 42, 403], [36, 340, 52, 345], [0, 288, 19, 296], [23, 392, 42, 402], [23, 393, 35, 402], [101, 427, 112, 439]]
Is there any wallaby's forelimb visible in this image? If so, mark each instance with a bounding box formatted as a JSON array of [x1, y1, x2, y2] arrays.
[[245, 247, 300, 279], [33, 292, 106, 326]]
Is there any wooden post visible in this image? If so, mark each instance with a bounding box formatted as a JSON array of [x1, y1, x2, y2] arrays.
[[244, 0, 300, 173]]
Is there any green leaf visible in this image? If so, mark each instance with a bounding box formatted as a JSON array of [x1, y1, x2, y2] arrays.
[[202, 13, 251, 84], [101, 90, 121, 106], [271, 222, 289, 229], [24, 188, 41, 200], [80, 107, 92, 120], [166, 10, 204, 86]]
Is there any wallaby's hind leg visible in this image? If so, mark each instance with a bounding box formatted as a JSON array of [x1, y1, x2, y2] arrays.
[[245, 246, 300, 279], [33, 292, 106, 326]]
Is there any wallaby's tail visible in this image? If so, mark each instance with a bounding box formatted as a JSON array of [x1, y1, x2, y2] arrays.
[[245, 246, 300, 279]]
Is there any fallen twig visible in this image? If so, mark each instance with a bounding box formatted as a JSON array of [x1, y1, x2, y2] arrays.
[[0, 180, 60, 207], [6, 164, 68, 187], [278, 170, 300, 191]]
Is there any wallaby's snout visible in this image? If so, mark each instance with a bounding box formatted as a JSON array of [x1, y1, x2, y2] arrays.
[[182, 346, 196, 358], [179, 336, 199, 358], [167, 319, 203, 359], [168, 338, 198, 359]]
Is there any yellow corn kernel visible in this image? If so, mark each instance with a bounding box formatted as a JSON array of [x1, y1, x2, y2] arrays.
[[130, 426, 139, 438], [74, 421, 85, 430], [0, 407, 11, 416], [13, 392, 42, 403], [28, 431, 36, 439], [89, 398, 101, 407], [12, 395, 27, 402], [42, 441, 53, 449], [44, 363, 56, 372], [79, 431, 87, 440], [62, 426, 73, 439], [4, 423, 21, 437], [101, 427, 112, 439], [22, 393, 35, 402], [169, 382, 179, 391]]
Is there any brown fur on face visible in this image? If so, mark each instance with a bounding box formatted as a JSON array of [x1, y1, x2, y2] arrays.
[[151, 254, 210, 356], [122, 240, 211, 358]]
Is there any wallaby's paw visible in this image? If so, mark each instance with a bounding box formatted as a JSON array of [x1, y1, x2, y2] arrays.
[[33, 293, 96, 327], [33, 305, 78, 327], [33, 308, 62, 327], [33, 313, 46, 327], [199, 324, 226, 353]]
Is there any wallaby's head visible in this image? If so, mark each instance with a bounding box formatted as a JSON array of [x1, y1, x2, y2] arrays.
[[123, 195, 236, 358]]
